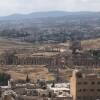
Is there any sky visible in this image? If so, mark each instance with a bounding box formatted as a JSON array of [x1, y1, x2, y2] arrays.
[[0, 0, 100, 16]]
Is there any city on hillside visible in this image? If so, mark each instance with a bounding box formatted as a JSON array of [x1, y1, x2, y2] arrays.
[[0, 0, 100, 100]]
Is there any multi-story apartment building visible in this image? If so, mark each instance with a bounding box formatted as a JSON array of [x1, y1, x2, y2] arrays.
[[70, 70, 100, 100]]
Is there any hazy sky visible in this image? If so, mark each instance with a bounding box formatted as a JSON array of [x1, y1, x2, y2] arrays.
[[0, 0, 100, 16]]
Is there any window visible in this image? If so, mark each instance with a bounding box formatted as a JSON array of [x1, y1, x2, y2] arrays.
[[97, 82, 100, 84], [90, 89, 94, 92], [97, 96, 100, 99], [83, 89, 86, 92], [91, 82, 95, 85], [97, 89, 100, 92], [84, 82, 88, 85]]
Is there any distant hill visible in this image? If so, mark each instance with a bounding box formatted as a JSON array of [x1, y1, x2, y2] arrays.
[[0, 11, 100, 20], [0, 11, 68, 20]]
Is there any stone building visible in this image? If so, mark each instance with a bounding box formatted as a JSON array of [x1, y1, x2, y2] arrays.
[[1, 80, 72, 100], [0, 52, 59, 66], [14, 52, 58, 66], [70, 70, 100, 100]]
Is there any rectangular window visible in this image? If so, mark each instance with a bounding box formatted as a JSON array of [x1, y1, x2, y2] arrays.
[[97, 89, 100, 92], [84, 82, 88, 85], [83, 89, 86, 92], [90, 89, 94, 92], [91, 82, 95, 85], [97, 96, 100, 99], [97, 82, 100, 84]]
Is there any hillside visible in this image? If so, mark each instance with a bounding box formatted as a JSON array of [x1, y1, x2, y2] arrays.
[[0, 11, 100, 43]]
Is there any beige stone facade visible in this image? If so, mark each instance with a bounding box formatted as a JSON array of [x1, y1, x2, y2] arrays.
[[70, 70, 100, 100]]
